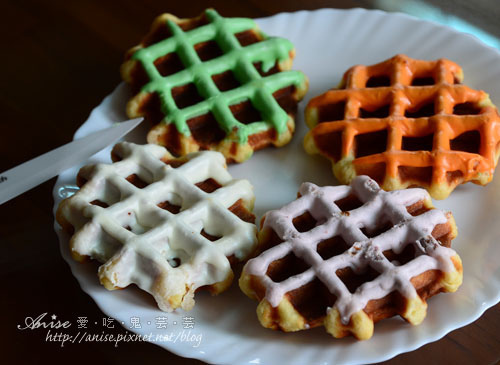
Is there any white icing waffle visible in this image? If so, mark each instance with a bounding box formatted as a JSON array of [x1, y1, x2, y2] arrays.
[[240, 176, 462, 339], [57, 142, 257, 312]]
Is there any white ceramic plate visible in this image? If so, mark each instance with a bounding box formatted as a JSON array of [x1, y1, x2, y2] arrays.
[[53, 8, 500, 365]]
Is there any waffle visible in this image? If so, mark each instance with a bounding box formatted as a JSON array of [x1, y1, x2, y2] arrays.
[[121, 9, 308, 163], [239, 176, 462, 340], [304, 54, 500, 199], [56, 142, 257, 312]]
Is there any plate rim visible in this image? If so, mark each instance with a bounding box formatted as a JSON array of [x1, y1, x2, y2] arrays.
[[53, 7, 500, 365]]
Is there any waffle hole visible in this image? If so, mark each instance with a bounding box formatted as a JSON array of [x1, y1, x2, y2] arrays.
[[292, 211, 317, 233], [402, 134, 434, 151], [195, 178, 222, 193], [361, 220, 393, 238], [453, 102, 482, 115], [228, 199, 255, 224], [137, 93, 164, 125], [194, 40, 223, 61], [157, 201, 181, 214], [253, 61, 279, 77], [405, 101, 435, 118], [126, 174, 149, 189], [397, 166, 433, 185], [317, 236, 350, 260], [167, 257, 182, 268], [274, 85, 297, 115], [248, 128, 278, 150], [123, 223, 150, 235], [450, 130, 481, 154], [187, 112, 226, 146], [366, 75, 390, 88], [359, 104, 390, 118], [157, 197, 182, 214], [172, 83, 204, 109], [335, 194, 363, 212], [260, 228, 284, 252], [212, 70, 241, 92], [318, 101, 345, 123], [337, 266, 380, 294], [267, 253, 310, 283], [446, 170, 464, 184], [288, 278, 336, 322], [411, 76, 435, 86], [315, 131, 342, 161], [200, 228, 222, 242], [235, 30, 261, 46], [163, 158, 187, 168], [383, 244, 415, 266], [354, 162, 386, 185], [154, 52, 184, 77], [90, 200, 109, 208], [128, 63, 150, 93], [230, 99, 261, 125], [355, 130, 388, 158], [406, 200, 430, 216]]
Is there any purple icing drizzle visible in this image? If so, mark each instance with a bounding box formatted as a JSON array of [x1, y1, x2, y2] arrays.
[[245, 176, 457, 324]]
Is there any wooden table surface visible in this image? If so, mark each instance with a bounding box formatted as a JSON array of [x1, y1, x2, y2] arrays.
[[2, 1, 499, 364]]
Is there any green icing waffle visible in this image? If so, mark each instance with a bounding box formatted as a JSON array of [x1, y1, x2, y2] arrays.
[[122, 9, 308, 162]]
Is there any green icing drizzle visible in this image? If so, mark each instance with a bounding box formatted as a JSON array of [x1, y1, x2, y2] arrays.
[[132, 9, 306, 144]]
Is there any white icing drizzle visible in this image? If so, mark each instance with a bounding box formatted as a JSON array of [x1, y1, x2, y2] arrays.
[[61, 142, 257, 311], [244, 176, 457, 324]]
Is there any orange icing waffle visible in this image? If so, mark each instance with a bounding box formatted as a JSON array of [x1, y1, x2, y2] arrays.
[[304, 54, 500, 199], [56, 142, 257, 312], [121, 9, 308, 163], [239, 176, 462, 340]]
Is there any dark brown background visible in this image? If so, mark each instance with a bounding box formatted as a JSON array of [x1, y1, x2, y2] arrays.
[[1, 1, 499, 364]]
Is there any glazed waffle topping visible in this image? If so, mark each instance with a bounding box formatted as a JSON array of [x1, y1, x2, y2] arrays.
[[305, 54, 500, 198], [131, 9, 306, 143], [245, 176, 458, 324], [59, 142, 257, 311]]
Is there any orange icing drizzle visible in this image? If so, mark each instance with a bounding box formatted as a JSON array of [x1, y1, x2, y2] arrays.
[[308, 54, 500, 184]]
